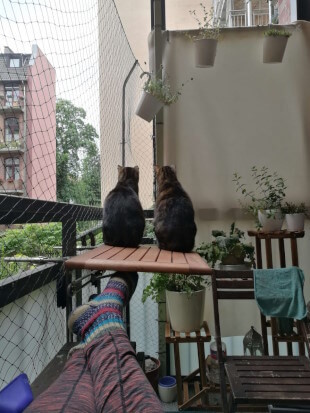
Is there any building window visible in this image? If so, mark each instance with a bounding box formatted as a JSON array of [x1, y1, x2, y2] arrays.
[[5, 158, 20, 180], [9, 58, 20, 68], [5, 86, 19, 107], [5, 118, 19, 142]]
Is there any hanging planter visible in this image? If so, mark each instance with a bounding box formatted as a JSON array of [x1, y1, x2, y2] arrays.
[[188, 4, 220, 68], [136, 69, 193, 123], [263, 28, 292, 64], [195, 38, 218, 68], [135, 91, 163, 122]]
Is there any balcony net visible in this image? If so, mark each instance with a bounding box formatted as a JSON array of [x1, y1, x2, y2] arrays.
[[0, 0, 157, 391]]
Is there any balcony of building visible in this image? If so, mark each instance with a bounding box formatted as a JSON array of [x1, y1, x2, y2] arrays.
[[0, 139, 25, 155], [0, 1, 310, 412]]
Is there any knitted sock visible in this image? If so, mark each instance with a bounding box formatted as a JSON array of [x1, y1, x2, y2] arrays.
[[68, 272, 138, 349]]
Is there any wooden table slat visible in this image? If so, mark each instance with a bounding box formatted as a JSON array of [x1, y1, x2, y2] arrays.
[[157, 249, 172, 263], [125, 246, 150, 261], [95, 246, 125, 260], [241, 378, 310, 384], [172, 251, 188, 264], [238, 371, 310, 378], [65, 245, 113, 268], [243, 384, 310, 392], [110, 248, 137, 261], [237, 392, 310, 400], [141, 247, 161, 262]]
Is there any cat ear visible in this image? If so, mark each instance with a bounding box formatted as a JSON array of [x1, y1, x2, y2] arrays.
[[170, 164, 176, 172], [117, 165, 122, 172], [154, 165, 160, 174], [134, 166, 139, 172]]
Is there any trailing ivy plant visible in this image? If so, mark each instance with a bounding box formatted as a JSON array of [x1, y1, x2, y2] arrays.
[[141, 67, 193, 106]]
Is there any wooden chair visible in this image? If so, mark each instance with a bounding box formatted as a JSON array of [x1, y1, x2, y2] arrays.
[[212, 269, 310, 413]]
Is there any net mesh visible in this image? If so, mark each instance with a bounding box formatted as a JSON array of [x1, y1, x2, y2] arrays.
[[0, 0, 156, 390]]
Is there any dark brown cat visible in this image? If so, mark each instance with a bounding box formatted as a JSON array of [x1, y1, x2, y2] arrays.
[[154, 165, 197, 252], [102, 166, 145, 247]]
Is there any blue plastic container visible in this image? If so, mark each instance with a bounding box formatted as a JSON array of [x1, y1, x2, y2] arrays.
[[158, 376, 176, 387], [158, 376, 177, 403], [0, 373, 33, 413]]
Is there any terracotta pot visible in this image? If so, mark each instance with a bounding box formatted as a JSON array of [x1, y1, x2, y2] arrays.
[[263, 36, 288, 64], [166, 289, 205, 332], [135, 91, 163, 122], [285, 213, 305, 232], [258, 210, 284, 232], [145, 357, 160, 393], [195, 39, 217, 68]]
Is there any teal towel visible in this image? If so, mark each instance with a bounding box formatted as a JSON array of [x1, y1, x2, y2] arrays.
[[253, 267, 307, 320]]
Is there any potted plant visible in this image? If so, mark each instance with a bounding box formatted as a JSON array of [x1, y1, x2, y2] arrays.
[[263, 28, 292, 64], [196, 223, 255, 269], [136, 69, 191, 122], [233, 166, 287, 232], [142, 272, 207, 332], [188, 4, 220, 68], [281, 202, 307, 232]]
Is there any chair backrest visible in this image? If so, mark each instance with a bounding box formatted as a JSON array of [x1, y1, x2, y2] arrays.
[[211, 269, 269, 364]]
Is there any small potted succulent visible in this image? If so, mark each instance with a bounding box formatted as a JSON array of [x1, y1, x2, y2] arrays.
[[281, 202, 307, 232], [142, 272, 207, 332], [196, 222, 255, 269], [233, 166, 287, 232], [263, 28, 292, 64], [136, 68, 192, 122], [188, 4, 220, 68]]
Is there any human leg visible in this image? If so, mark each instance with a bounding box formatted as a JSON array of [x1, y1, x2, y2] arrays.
[[71, 271, 164, 413], [24, 349, 96, 413]]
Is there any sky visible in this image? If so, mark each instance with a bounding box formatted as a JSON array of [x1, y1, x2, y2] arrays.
[[0, 0, 99, 131]]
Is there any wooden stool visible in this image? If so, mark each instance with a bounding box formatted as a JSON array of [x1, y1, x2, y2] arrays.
[[248, 230, 306, 356], [165, 321, 212, 410]]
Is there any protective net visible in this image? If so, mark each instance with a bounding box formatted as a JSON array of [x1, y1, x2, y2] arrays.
[[0, 0, 156, 391]]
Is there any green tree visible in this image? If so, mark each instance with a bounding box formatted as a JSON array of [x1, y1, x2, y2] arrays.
[[56, 99, 101, 204]]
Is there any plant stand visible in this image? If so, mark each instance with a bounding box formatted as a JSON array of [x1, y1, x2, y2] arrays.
[[248, 229, 307, 356], [165, 321, 224, 411]]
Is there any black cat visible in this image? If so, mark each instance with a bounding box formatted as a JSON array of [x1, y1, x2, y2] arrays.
[[102, 166, 145, 247], [154, 165, 197, 252]]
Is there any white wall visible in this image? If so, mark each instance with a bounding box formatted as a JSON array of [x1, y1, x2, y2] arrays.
[[161, 22, 310, 337]]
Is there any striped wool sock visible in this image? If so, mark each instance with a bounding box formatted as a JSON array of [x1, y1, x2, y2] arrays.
[[69, 272, 138, 350]]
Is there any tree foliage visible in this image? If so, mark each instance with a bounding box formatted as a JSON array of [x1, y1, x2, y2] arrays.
[[56, 99, 101, 205]]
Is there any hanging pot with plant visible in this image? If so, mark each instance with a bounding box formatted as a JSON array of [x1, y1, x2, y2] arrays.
[[263, 28, 292, 64], [189, 4, 220, 68], [281, 202, 307, 232], [136, 69, 192, 122]]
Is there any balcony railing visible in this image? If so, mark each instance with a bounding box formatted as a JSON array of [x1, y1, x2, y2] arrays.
[[0, 140, 25, 154], [227, 8, 270, 27]]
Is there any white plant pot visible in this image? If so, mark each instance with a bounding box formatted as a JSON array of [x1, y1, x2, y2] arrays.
[[285, 213, 305, 232], [263, 36, 288, 64], [135, 91, 163, 122], [166, 289, 205, 332], [258, 210, 284, 232], [158, 376, 177, 403], [195, 39, 217, 68]]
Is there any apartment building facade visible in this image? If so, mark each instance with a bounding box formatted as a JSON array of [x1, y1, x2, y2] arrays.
[[0, 45, 56, 201]]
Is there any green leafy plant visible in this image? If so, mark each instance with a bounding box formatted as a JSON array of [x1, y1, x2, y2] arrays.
[[281, 202, 307, 215], [233, 166, 287, 226], [142, 272, 206, 304], [264, 28, 292, 38], [141, 68, 193, 106], [188, 4, 220, 40], [196, 222, 255, 268]]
